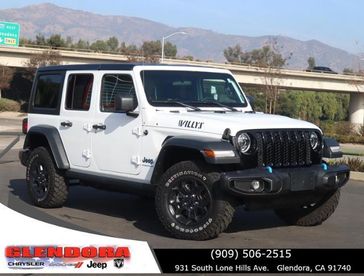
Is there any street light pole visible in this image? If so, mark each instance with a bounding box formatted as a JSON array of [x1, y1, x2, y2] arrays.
[[161, 36, 165, 63], [161, 31, 187, 63]]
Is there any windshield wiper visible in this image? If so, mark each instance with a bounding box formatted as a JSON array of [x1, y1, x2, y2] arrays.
[[201, 100, 240, 112], [155, 100, 201, 111]]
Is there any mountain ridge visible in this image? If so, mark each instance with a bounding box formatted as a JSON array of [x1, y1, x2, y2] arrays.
[[0, 3, 362, 71]]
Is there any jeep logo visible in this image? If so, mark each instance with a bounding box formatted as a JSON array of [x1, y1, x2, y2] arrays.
[[142, 157, 154, 165], [178, 120, 204, 129]]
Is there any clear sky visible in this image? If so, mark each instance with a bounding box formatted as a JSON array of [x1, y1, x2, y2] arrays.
[[1, 0, 363, 54]]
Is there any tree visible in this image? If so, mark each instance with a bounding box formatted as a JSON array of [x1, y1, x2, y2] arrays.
[[225, 44, 288, 113], [307, 56, 316, 69], [140, 40, 162, 63], [276, 90, 349, 122], [90, 40, 108, 52], [19, 37, 31, 46], [47, 34, 66, 48], [75, 39, 90, 50], [164, 42, 177, 58], [35, 34, 46, 46], [0, 66, 14, 98], [65, 36, 73, 48], [239, 45, 286, 68], [182, 55, 194, 61], [343, 68, 354, 75], [141, 40, 162, 57], [119, 42, 138, 55], [106, 36, 119, 52], [26, 50, 62, 72], [224, 44, 243, 63], [141, 40, 177, 61]]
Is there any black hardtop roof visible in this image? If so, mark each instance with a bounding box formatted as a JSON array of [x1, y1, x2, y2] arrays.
[[37, 63, 211, 72]]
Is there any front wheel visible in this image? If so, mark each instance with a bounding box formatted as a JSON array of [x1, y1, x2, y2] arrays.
[[155, 161, 235, 240], [275, 189, 341, 226]]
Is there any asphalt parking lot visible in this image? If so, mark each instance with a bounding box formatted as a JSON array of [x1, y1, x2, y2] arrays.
[[1, 136, 364, 248]]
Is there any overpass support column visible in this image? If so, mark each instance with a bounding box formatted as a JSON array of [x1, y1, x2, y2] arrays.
[[349, 93, 364, 125]]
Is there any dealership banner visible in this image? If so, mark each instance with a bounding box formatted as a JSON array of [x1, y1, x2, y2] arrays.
[[0, 203, 160, 273], [154, 249, 363, 273]]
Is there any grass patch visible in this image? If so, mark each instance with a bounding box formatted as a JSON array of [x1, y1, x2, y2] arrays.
[[0, 98, 21, 112]]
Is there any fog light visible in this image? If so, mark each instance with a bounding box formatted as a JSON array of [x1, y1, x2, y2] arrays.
[[251, 180, 264, 192]]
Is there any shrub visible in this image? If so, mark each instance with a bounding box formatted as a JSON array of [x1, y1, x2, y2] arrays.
[[328, 157, 364, 172], [319, 121, 335, 135], [358, 125, 364, 137], [0, 98, 21, 112], [326, 134, 364, 144], [334, 121, 356, 136]]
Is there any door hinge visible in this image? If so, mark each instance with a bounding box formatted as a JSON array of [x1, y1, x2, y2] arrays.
[[82, 149, 92, 159], [132, 126, 143, 137], [131, 155, 141, 166]]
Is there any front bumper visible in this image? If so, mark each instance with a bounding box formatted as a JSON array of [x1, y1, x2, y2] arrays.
[[221, 164, 350, 209]]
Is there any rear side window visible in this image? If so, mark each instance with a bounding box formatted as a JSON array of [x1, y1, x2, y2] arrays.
[[65, 74, 93, 111], [33, 74, 63, 110], [101, 74, 136, 112]]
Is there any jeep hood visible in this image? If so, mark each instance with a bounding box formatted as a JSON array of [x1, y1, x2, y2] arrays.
[[150, 111, 320, 136]]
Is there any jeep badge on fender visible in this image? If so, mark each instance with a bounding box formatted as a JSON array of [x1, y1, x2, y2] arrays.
[[19, 63, 349, 240]]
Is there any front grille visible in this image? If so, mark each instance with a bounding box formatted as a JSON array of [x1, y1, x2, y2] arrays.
[[253, 130, 315, 168]]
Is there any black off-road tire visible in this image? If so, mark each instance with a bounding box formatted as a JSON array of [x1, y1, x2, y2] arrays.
[[155, 161, 235, 240], [26, 147, 68, 208], [275, 189, 340, 226]]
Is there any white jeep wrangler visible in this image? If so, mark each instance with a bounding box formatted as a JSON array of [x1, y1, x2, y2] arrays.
[[19, 64, 349, 240]]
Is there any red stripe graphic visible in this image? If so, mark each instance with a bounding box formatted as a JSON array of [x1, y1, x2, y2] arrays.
[[74, 262, 83, 268]]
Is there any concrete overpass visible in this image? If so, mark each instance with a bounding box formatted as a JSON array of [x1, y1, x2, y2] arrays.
[[1, 46, 364, 124]]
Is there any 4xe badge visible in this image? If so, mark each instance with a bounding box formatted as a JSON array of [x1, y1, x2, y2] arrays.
[[114, 258, 124, 268]]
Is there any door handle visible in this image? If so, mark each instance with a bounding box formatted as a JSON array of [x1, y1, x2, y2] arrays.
[[60, 121, 73, 127], [92, 124, 106, 130]]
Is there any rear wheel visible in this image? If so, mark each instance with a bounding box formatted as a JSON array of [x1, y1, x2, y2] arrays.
[[155, 161, 235, 240], [275, 190, 340, 226], [26, 147, 68, 208]]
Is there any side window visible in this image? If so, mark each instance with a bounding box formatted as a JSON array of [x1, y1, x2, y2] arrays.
[[33, 74, 63, 110], [65, 74, 93, 111], [101, 74, 136, 112]]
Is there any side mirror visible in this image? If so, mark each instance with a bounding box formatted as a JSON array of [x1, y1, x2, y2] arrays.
[[115, 94, 137, 113], [246, 95, 255, 109]]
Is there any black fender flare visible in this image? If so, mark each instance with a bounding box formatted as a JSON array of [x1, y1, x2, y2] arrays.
[[24, 125, 70, 170], [161, 136, 240, 164], [151, 136, 240, 183]]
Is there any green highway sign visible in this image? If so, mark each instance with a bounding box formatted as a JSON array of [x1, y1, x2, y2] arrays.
[[0, 21, 20, 47]]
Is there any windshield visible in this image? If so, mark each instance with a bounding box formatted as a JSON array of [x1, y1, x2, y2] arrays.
[[140, 70, 247, 108]]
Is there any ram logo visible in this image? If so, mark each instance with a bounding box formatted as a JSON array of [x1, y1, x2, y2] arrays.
[[114, 258, 124, 268]]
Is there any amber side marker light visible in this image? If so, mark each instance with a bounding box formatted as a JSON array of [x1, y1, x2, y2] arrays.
[[202, 149, 236, 158], [203, 149, 215, 158]]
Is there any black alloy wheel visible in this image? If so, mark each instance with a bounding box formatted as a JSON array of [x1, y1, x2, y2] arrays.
[[29, 158, 49, 201], [167, 178, 212, 226]]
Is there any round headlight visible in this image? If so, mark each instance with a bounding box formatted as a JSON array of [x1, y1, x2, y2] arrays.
[[310, 132, 319, 150], [237, 133, 251, 154]]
